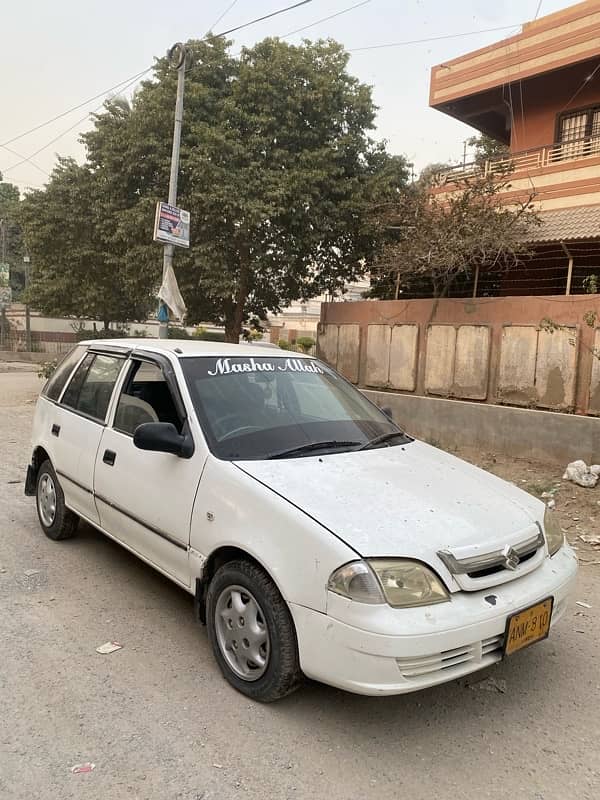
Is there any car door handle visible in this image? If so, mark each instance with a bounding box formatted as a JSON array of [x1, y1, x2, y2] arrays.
[[103, 449, 116, 466], [51, 424, 60, 437]]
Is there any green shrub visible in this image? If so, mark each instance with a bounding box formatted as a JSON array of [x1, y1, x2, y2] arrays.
[[167, 326, 192, 339], [278, 339, 292, 350], [38, 359, 58, 380], [296, 336, 315, 353], [75, 328, 126, 341], [194, 329, 226, 342]]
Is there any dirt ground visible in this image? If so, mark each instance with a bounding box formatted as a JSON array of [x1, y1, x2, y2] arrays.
[[456, 447, 600, 569], [1, 368, 599, 800]]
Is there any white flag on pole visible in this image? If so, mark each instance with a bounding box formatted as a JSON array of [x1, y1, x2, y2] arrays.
[[158, 264, 187, 322]]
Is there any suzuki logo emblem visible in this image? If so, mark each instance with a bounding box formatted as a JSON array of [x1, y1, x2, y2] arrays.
[[502, 545, 520, 571]]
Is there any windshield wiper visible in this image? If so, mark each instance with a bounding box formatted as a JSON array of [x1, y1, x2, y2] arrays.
[[356, 431, 411, 451], [267, 440, 362, 459]]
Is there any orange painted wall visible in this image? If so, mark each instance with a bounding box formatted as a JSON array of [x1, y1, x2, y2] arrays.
[[511, 60, 600, 151]]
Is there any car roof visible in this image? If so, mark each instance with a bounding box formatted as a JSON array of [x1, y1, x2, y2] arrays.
[[78, 338, 312, 359]]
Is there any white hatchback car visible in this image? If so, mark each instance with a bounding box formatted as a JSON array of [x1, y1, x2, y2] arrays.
[[26, 339, 577, 701]]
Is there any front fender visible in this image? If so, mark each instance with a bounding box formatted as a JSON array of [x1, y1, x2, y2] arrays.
[[190, 456, 357, 613]]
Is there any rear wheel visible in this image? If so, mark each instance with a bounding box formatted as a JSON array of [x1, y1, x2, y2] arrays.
[[36, 460, 79, 541], [206, 560, 302, 702]]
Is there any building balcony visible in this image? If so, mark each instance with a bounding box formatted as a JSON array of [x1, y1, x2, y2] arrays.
[[435, 133, 600, 213], [441, 135, 600, 184]]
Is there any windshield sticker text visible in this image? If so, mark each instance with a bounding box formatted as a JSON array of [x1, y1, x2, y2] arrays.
[[207, 357, 324, 376]]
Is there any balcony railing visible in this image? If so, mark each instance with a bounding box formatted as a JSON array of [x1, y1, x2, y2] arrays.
[[441, 135, 600, 184]]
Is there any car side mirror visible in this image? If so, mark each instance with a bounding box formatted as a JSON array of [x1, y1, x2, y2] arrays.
[[381, 406, 393, 421], [133, 422, 193, 458]]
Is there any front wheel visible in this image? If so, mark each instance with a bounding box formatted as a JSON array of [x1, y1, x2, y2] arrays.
[[36, 460, 79, 541], [206, 560, 302, 702]]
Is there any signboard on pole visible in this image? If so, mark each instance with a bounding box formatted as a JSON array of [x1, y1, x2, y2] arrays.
[[0, 263, 11, 308], [153, 202, 190, 248]]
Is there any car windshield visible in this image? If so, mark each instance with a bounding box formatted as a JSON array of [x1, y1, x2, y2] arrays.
[[181, 355, 411, 460]]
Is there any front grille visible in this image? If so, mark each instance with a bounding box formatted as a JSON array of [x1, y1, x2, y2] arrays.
[[437, 526, 546, 591], [396, 634, 503, 680], [467, 546, 538, 580]]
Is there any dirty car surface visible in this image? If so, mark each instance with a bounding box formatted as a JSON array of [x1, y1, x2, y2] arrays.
[[25, 339, 578, 701]]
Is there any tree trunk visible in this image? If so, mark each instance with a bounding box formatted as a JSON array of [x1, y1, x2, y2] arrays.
[[224, 315, 243, 343], [223, 251, 250, 343]]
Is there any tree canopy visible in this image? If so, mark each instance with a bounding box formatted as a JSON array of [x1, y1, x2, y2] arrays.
[[22, 37, 409, 339], [21, 157, 154, 327], [0, 173, 25, 296]]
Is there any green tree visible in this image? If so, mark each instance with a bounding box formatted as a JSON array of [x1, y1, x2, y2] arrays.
[[418, 162, 451, 187], [0, 173, 25, 296], [368, 173, 539, 300], [21, 157, 154, 328], [467, 134, 510, 166], [80, 37, 408, 340]]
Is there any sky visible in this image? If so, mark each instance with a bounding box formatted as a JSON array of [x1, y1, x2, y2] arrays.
[[0, 0, 578, 193]]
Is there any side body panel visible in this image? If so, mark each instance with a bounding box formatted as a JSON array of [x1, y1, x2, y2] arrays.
[[30, 395, 103, 523]]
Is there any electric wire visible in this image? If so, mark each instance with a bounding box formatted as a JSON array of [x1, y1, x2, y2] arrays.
[[0, 144, 49, 176], [208, 0, 240, 33], [199, 0, 314, 43], [559, 61, 600, 114], [0, 67, 153, 150], [348, 24, 524, 53], [2, 0, 314, 155], [278, 0, 370, 39], [4, 0, 316, 177], [3, 72, 145, 176]]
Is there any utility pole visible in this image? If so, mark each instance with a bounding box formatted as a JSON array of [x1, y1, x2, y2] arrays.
[[24, 255, 31, 351], [0, 220, 7, 349], [158, 43, 187, 339]]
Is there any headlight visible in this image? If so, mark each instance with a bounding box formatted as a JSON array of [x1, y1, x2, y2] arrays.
[[369, 559, 450, 607], [328, 559, 449, 608], [544, 507, 564, 556], [327, 561, 385, 604]]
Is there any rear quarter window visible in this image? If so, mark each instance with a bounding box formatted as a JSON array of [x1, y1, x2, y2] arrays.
[[42, 346, 86, 402]]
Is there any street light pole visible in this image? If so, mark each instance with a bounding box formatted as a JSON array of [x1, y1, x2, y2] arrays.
[[158, 42, 187, 340]]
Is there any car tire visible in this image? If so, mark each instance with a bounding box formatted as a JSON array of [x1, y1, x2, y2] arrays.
[[206, 560, 302, 702], [35, 460, 79, 541]]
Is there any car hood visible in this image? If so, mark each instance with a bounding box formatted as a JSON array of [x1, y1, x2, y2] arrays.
[[235, 440, 544, 565]]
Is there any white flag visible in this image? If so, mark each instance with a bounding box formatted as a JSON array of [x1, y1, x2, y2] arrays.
[[158, 264, 187, 321]]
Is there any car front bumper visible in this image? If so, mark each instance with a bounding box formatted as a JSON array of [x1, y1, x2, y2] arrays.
[[290, 546, 578, 696]]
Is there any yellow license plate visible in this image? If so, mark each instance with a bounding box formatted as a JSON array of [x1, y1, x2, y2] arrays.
[[504, 597, 554, 656]]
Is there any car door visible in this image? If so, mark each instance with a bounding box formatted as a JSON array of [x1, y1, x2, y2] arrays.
[[93, 353, 207, 587], [52, 349, 127, 524]]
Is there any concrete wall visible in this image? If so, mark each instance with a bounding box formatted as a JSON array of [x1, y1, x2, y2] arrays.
[[365, 390, 600, 466], [317, 295, 600, 416]]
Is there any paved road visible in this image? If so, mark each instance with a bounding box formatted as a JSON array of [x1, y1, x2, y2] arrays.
[[1, 372, 599, 800]]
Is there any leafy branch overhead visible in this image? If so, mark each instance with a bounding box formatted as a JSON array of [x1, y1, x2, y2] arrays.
[[21, 37, 409, 339]]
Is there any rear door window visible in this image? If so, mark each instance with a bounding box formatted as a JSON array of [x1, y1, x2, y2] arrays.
[[42, 346, 86, 401], [61, 353, 124, 422]]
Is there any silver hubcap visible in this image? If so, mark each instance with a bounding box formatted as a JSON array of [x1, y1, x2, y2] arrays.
[[38, 473, 57, 527], [215, 585, 270, 681]]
